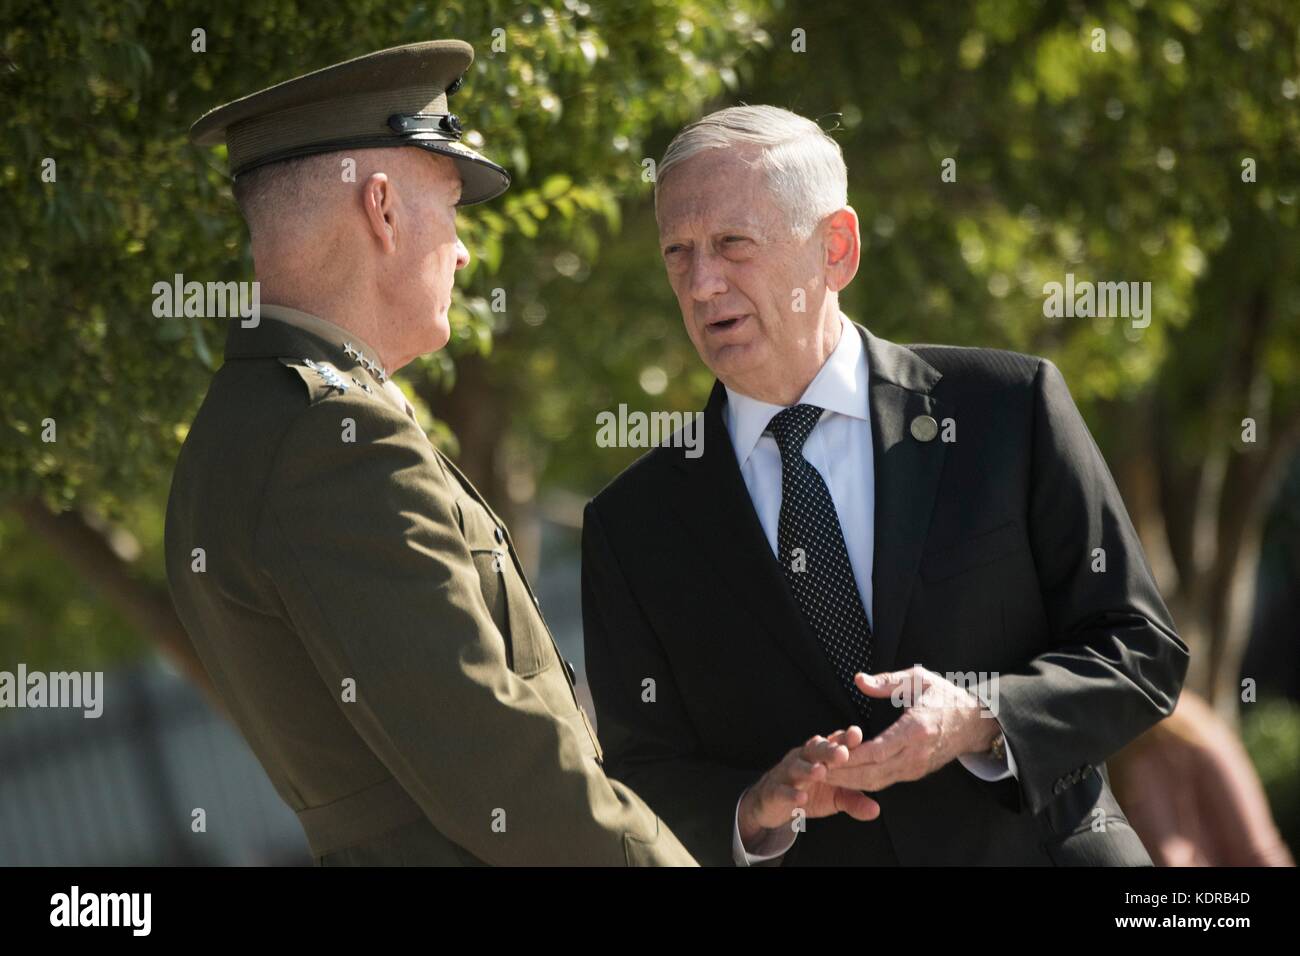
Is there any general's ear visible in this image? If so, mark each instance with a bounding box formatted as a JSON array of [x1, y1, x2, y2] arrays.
[[824, 206, 861, 293], [361, 172, 398, 253]]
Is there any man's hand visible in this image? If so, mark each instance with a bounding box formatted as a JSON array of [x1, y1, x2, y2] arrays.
[[737, 727, 880, 850], [820, 667, 1003, 793]]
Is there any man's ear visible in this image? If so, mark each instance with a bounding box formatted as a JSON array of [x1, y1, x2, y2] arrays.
[[362, 172, 398, 253], [824, 206, 861, 293]]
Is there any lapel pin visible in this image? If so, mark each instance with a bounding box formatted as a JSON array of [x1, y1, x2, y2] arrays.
[[910, 414, 939, 442]]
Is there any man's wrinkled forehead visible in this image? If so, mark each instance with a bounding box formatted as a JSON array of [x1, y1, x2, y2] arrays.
[[657, 156, 781, 237]]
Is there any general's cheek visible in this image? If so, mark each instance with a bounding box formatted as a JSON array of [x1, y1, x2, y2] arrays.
[[433, 242, 456, 275]]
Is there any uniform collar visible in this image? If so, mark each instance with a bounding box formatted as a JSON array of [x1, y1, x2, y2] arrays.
[[257, 304, 390, 383], [222, 307, 415, 419], [722, 313, 871, 466]]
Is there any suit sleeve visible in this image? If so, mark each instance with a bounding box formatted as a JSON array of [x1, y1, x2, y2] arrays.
[[994, 358, 1190, 814], [582, 500, 759, 866], [260, 396, 695, 865]]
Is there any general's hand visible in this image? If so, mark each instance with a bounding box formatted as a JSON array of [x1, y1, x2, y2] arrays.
[[822, 667, 1002, 792], [737, 727, 880, 850]]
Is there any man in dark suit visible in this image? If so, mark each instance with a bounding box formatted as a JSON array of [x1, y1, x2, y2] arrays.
[[581, 105, 1189, 866]]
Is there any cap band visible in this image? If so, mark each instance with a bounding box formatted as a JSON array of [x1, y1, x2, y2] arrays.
[[225, 86, 448, 177], [387, 112, 463, 139]]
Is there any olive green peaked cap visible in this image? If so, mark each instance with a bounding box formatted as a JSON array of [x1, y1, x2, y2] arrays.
[[189, 40, 510, 205]]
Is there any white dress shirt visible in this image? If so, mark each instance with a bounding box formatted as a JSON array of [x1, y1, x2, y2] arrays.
[[725, 314, 1017, 866]]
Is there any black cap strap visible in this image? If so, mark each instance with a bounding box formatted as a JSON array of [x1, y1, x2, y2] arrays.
[[387, 112, 463, 140]]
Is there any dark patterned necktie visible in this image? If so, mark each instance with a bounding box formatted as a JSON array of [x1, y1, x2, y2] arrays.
[[768, 403, 874, 718]]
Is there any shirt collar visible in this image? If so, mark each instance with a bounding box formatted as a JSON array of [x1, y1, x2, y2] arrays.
[[722, 313, 870, 466]]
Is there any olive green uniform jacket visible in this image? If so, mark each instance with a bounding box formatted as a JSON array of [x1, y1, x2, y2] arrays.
[[165, 310, 694, 866]]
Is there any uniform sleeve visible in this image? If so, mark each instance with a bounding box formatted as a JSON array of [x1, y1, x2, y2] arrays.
[[993, 358, 1190, 814], [258, 395, 695, 866]]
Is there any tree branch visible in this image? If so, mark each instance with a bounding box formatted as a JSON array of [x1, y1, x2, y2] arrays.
[[13, 499, 219, 708]]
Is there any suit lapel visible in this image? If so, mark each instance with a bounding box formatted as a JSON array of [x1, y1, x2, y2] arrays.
[[671, 381, 861, 724], [860, 325, 948, 679]]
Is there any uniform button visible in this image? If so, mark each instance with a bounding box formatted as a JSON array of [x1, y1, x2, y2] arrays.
[[564, 659, 576, 683], [494, 526, 504, 544]]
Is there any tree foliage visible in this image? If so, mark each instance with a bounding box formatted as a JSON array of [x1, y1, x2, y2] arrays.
[[0, 0, 772, 512], [1, 0, 1297, 710]]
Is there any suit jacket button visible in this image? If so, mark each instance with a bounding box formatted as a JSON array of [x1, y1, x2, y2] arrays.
[[565, 659, 577, 684], [494, 526, 504, 543]]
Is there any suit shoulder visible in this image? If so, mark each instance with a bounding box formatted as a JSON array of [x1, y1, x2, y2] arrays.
[[588, 440, 685, 516], [905, 343, 1046, 392]]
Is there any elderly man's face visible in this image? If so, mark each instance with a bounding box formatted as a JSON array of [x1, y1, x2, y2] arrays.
[[396, 152, 470, 356], [656, 149, 835, 397]]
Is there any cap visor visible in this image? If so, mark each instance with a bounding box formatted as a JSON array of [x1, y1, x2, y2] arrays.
[[409, 140, 510, 205]]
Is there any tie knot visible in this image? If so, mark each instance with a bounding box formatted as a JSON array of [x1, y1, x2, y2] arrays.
[[767, 403, 824, 460]]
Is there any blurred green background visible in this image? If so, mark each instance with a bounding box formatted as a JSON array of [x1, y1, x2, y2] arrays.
[[1, 0, 1297, 861]]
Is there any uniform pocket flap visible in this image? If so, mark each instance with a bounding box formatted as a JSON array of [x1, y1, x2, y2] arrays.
[[456, 497, 504, 553]]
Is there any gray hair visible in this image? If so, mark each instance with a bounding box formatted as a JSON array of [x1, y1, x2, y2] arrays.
[[232, 152, 338, 238], [655, 105, 848, 238]]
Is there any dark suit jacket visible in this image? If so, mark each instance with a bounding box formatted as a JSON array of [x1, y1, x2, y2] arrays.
[[581, 322, 1189, 865]]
